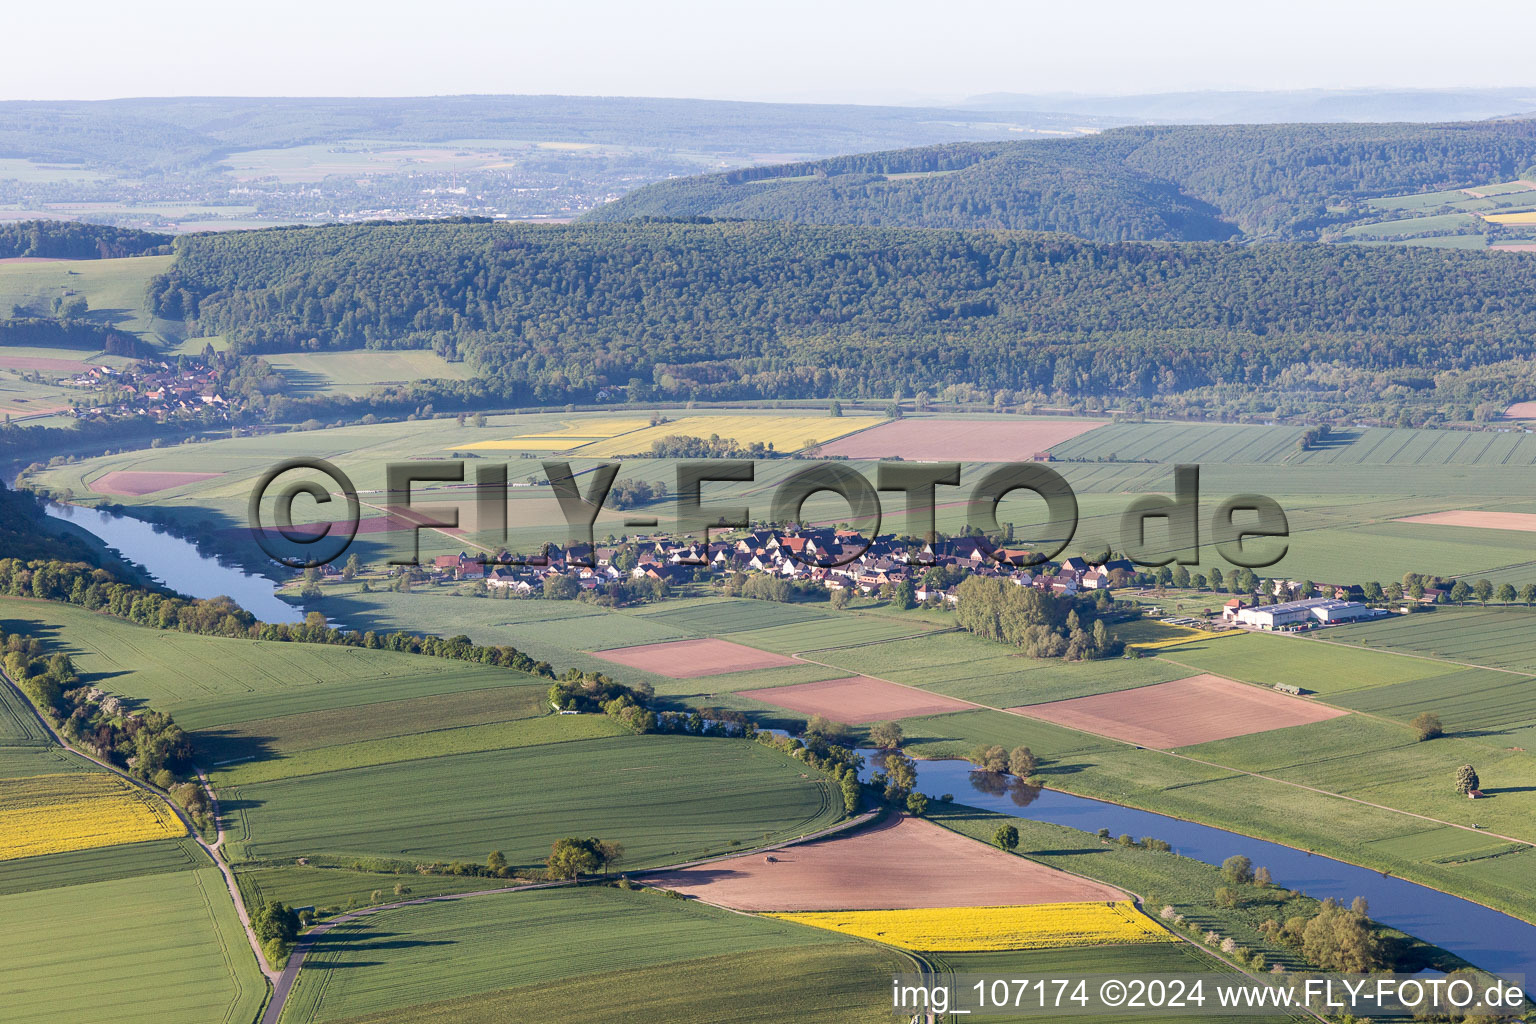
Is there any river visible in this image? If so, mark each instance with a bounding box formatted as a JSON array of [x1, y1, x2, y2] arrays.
[[857, 751, 1535, 981], [43, 502, 305, 623]]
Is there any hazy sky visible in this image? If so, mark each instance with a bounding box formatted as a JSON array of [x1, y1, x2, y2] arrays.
[[4, 0, 1534, 104]]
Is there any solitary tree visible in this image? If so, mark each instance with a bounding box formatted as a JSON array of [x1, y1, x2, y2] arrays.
[[1008, 746, 1038, 778], [1454, 764, 1481, 796], [867, 721, 904, 750], [546, 837, 604, 879], [1221, 855, 1254, 885], [905, 791, 929, 817], [993, 823, 1019, 852], [1410, 712, 1443, 741], [486, 850, 508, 875]]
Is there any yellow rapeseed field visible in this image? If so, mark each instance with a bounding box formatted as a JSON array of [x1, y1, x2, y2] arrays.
[[1127, 629, 1245, 653], [765, 901, 1172, 951], [0, 772, 184, 860], [570, 415, 881, 457], [1483, 211, 1536, 225]]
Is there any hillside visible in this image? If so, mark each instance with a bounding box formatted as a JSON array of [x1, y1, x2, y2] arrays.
[[585, 121, 1536, 242], [146, 219, 1536, 411]]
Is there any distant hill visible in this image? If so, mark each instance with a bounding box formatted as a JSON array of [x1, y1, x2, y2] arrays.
[[584, 121, 1536, 242], [962, 88, 1536, 124]]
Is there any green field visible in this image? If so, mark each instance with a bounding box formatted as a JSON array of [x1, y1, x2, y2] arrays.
[[278, 885, 895, 1024], [0, 598, 542, 731], [261, 350, 474, 395], [222, 733, 840, 868], [1150, 631, 1447, 694], [1328, 607, 1536, 671], [0, 863, 266, 1024]]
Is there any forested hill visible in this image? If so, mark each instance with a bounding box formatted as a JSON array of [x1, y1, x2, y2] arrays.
[[584, 121, 1536, 241], [0, 221, 172, 260], [147, 219, 1536, 407]]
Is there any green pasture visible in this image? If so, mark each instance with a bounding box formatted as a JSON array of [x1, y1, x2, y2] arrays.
[[1366, 187, 1477, 211], [726, 614, 938, 654], [1332, 666, 1536, 740], [0, 864, 265, 1024], [279, 886, 893, 1024], [222, 733, 840, 867]]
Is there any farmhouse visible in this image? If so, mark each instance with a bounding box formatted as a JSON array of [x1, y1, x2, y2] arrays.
[[1228, 597, 1386, 630]]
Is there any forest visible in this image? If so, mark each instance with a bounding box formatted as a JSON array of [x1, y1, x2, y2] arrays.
[[146, 218, 1536, 407], [0, 220, 171, 260], [586, 121, 1536, 240]]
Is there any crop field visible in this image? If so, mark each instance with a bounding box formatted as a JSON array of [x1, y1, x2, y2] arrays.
[[724, 614, 939, 653], [93, 469, 226, 495], [633, 596, 828, 634], [213, 714, 627, 786], [1010, 673, 1348, 749], [235, 863, 503, 910], [197, 681, 550, 765], [816, 415, 1107, 461], [1327, 608, 1536, 671], [1049, 421, 1309, 464], [0, 598, 535, 730], [1484, 210, 1536, 225], [1344, 213, 1480, 237], [812, 629, 1188, 707], [0, 770, 184, 860], [330, 944, 904, 1024], [222, 734, 841, 867], [1326, 666, 1536, 737], [590, 637, 802, 677], [641, 816, 1122, 910], [1396, 509, 1536, 532], [0, 679, 50, 745], [0, 836, 200, 896], [1150, 631, 1449, 694], [766, 900, 1169, 951], [448, 416, 655, 450], [261, 350, 473, 395], [736, 675, 973, 724], [570, 413, 881, 456], [0, 864, 266, 1024], [278, 886, 868, 1024]]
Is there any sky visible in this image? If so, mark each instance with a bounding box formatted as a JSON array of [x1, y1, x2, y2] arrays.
[[3, 0, 1534, 104]]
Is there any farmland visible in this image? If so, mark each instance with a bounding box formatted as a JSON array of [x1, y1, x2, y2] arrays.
[[565, 413, 882, 456], [0, 770, 184, 859], [277, 886, 896, 1024], [0, 861, 266, 1024], [767, 900, 1170, 951], [640, 816, 1124, 910], [220, 734, 842, 867], [817, 415, 1107, 461]]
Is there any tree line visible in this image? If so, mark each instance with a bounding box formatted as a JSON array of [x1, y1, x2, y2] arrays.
[[0, 220, 171, 260]]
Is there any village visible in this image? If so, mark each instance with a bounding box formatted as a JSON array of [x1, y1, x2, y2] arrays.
[[58, 360, 232, 422], [326, 522, 1460, 635]]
